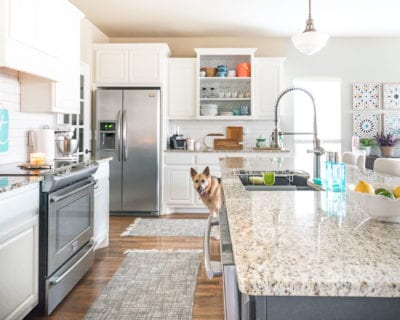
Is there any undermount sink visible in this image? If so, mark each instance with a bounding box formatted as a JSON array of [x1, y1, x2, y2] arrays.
[[234, 169, 320, 191]]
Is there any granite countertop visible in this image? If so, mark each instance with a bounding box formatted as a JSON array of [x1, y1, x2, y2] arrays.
[[0, 176, 42, 194], [91, 156, 113, 163], [220, 156, 400, 298], [164, 148, 290, 153]]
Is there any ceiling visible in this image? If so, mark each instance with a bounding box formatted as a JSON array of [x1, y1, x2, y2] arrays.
[[69, 0, 400, 38]]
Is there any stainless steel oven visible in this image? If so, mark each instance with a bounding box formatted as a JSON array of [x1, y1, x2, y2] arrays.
[[35, 162, 98, 315], [47, 179, 94, 275]]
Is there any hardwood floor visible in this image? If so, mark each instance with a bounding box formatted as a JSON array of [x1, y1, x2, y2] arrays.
[[25, 214, 224, 320]]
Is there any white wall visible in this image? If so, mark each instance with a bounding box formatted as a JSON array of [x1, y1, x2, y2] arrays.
[[0, 68, 54, 164], [169, 120, 273, 150], [80, 18, 109, 88]]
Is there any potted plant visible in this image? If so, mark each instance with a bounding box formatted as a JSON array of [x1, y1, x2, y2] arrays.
[[359, 138, 375, 156], [375, 133, 398, 157]]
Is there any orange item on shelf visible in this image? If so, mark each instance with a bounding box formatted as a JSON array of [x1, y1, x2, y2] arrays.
[[237, 62, 251, 77]]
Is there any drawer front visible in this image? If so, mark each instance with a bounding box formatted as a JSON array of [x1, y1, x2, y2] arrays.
[[0, 183, 39, 227], [164, 153, 195, 165], [196, 154, 221, 165]]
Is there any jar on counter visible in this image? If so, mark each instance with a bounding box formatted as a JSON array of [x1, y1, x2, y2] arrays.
[[186, 137, 194, 151], [194, 141, 201, 151]]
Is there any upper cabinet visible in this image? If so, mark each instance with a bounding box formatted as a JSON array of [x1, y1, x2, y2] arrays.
[[18, 0, 82, 114], [195, 48, 256, 120], [0, 0, 82, 81], [253, 57, 285, 119], [94, 43, 171, 86], [167, 58, 197, 119]]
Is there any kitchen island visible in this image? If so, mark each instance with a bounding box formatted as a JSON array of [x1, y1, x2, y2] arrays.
[[219, 156, 400, 320]]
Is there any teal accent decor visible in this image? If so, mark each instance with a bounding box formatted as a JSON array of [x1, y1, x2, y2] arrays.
[[0, 108, 9, 152]]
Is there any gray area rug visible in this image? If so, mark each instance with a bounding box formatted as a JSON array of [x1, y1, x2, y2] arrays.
[[84, 249, 201, 320], [121, 218, 215, 237]]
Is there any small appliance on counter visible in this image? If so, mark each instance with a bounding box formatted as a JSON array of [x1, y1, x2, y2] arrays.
[[54, 126, 79, 163], [169, 126, 186, 150]]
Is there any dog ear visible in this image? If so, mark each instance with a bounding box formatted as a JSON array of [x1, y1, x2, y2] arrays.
[[203, 166, 210, 177], [190, 168, 197, 178]]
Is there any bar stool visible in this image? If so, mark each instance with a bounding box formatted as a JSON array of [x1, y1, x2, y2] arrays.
[[373, 158, 400, 177], [342, 151, 366, 170]]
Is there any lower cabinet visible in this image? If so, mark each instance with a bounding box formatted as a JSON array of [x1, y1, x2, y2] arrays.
[[163, 153, 221, 212], [93, 160, 110, 249], [0, 183, 39, 320]]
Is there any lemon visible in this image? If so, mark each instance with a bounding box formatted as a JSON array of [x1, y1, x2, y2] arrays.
[[354, 180, 374, 194], [393, 186, 400, 199]]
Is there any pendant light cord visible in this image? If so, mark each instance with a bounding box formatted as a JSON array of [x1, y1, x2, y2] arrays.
[[304, 0, 316, 32]]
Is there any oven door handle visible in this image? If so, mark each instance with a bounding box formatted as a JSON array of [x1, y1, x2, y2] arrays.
[[49, 241, 94, 285], [50, 180, 96, 203], [203, 215, 222, 279]]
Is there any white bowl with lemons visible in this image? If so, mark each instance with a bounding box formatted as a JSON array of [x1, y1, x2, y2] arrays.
[[348, 181, 400, 223]]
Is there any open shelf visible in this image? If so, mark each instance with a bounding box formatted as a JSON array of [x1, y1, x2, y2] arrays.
[[200, 77, 251, 80], [200, 98, 251, 101]]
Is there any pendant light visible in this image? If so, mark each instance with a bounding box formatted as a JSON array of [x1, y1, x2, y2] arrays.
[[291, 0, 329, 55]]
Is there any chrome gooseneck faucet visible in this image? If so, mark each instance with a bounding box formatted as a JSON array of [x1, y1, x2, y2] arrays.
[[272, 87, 325, 178]]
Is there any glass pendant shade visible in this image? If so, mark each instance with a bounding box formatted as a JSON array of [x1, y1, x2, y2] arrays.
[[291, 31, 330, 55]]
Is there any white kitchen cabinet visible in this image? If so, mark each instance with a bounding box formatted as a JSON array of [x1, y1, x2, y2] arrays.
[[93, 160, 110, 249], [20, 67, 80, 114], [0, 182, 39, 320], [0, 0, 82, 81], [18, 0, 82, 114], [94, 43, 170, 86], [168, 58, 197, 119], [253, 58, 285, 119], [163, 153, 222, 211]]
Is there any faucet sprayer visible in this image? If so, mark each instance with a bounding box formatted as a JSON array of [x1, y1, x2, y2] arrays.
[[272, 87, 325, 178]]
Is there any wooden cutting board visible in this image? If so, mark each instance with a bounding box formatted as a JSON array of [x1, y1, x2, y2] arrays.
[[226, 126, 243, 142], [214, 139, 243, 150]]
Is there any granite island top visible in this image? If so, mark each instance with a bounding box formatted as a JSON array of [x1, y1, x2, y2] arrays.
[[164, 148, 290, 153], [220, 156, 400, 298], [0, 176, 42, 194]]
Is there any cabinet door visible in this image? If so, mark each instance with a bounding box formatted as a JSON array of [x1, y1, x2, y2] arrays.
[[8, 0, 37, 48], [94, 179, 110, 249], [128, 48, 160, 84], [253, 58, 284, 119], [0, 216, 38, 320], [168, 58, 196, 119], [164, 166, 193, 205], [95, 49, 129, 84]]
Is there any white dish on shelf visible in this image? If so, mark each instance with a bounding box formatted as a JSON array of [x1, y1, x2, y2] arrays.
[[200, 104, 218, 116], [219, 111, 234, 116], [348, 183, 400, 223]]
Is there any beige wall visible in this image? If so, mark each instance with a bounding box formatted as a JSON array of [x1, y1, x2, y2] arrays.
[[110, 37, 287, 57]]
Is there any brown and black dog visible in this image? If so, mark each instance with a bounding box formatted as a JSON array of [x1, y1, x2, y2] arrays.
[[190, 166, 222, 226]]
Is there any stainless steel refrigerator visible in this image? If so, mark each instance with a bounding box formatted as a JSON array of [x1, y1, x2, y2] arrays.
[[94, 88, 160, 216]]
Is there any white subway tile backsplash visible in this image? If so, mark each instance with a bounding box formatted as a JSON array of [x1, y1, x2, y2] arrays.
[[0, 70, 55, 165], [168, 120, 275, 149]]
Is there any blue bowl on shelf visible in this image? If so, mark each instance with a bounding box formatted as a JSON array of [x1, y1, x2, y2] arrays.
[[216, 71, 227, 77], [217, 65, 228, 73]]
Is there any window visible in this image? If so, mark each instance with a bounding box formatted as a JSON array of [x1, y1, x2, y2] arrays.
[[292, 78, 342, 175]]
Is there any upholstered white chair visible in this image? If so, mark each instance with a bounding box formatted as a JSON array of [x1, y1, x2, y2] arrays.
[[373, 158, 400, 177], [342, 151, 366, 170]]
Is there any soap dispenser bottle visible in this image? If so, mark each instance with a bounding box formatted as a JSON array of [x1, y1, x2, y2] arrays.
[[327, 152, 346, 192]]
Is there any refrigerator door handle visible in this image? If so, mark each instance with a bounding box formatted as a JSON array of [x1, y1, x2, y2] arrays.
[[116, 110, 122, 162], [123, 110, 128, 161]]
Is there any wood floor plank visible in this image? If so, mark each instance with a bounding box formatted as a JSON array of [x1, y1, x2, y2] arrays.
[[25, 214, 224, 320]]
